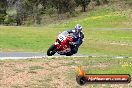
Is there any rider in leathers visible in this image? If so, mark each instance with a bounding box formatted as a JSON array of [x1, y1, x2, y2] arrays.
[[67, 24, 84, 54]]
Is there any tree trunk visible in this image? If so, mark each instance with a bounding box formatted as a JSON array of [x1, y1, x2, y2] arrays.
[[82, 5, 86, 12], [96, 0, 101, 5], [16, 13, 22, 26], [103, 0, 108, 4]]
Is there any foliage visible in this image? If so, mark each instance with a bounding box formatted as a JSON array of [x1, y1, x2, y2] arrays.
[[1, 0, 131, 26], [0, 0, 7, 24], [4, 15, 16, 25], [93, 0, 108, 5], [125, 0, 132, 5], [1, 0, 78, 25], [75, 0, 91, 12]]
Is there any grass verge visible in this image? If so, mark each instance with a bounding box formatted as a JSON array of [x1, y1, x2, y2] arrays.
[[0, 26, 132, 56]]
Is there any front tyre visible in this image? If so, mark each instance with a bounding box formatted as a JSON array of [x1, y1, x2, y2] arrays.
[[47, 44, 57, 56]]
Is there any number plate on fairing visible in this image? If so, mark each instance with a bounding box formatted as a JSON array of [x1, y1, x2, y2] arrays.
[[58, 34, 66, 42]]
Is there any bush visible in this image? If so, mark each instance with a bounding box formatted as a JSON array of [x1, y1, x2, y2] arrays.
[[0, 14, 6, 24], [125, 0, 132, 5], [45, 7, 56, 17], [4, 15, 16, 25]]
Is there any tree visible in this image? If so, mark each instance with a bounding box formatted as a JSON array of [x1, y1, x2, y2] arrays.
[[6, 0, 26, 25], [0, 0, 7, 24], [23, 0, 42, 24], [7, 0, 42, 25], [102, 0, 108, 4], [52, 0, 76, 14], [95, 0, 100, 5], [75, 0, 91, 12], [93, 0, 108, 5]]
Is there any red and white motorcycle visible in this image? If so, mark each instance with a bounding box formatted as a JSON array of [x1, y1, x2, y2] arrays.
[[47, 31, 75, 56]]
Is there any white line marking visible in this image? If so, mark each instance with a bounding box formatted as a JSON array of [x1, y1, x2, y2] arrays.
[[0, 56, 131, 60]]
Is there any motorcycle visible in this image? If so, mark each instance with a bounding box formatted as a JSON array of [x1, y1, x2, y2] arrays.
[[47, 31, 76, 56]]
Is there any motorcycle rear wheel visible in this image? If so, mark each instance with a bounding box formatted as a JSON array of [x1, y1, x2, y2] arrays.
[[66, 52, 73, 56], [47, 44, 57, 56]]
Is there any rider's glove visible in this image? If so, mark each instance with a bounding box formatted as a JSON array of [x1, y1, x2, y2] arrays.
[[69, 42, 77, 46]]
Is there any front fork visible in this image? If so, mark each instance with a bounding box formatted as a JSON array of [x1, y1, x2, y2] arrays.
[[54, 42, 61, 51]]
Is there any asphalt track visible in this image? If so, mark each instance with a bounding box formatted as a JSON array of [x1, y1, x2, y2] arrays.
[[0, 52, 131, 60], [0, 52, 96, 59]]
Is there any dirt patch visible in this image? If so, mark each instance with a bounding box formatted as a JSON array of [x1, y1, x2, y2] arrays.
[[0, 59, 79, 88], [0, 58, 131, 88], [90, 62, 113, 68]]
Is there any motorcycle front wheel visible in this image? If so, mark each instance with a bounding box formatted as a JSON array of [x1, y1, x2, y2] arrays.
[[47, 44, 57, 56]]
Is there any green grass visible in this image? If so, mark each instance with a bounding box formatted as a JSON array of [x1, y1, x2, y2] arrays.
[[84, 58, 132, 74], [52, 14, 129, 28], [29, 66, 44, 71], [11, 85, 22, 88], [80, 29, 132, 56], [0, 26, 63, 51], [62, 57, 132, 74], [48, 7, 132, 28], [0, 26, 132, 56]]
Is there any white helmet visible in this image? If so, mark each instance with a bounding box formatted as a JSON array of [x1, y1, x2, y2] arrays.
[[75, 24, 82, 30]]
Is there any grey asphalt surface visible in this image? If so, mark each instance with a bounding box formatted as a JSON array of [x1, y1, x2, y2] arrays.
[[0, 52, 95, 59], [0, 52, 131, 59], [0, 52, 45, 57], [0, 52, 92, 57]]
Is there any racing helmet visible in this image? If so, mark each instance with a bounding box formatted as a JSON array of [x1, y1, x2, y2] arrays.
[[75, 24, 82, 31]]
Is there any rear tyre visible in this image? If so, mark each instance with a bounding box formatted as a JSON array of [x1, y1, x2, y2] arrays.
[[66, 52, 73, 56], [47, 44, 57, 56]]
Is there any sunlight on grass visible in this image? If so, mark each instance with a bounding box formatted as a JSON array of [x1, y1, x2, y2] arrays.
[[49, 7, 132, 28]]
